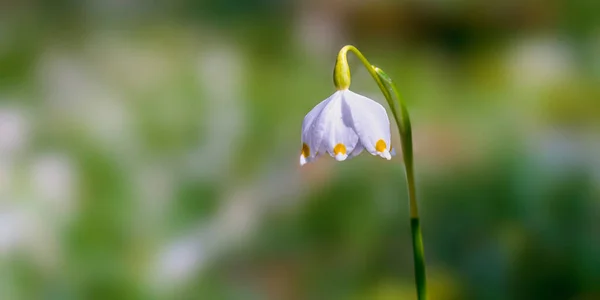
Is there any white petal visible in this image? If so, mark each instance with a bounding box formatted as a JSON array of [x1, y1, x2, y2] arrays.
[[300, 91, 341, 160], [380, 149, 392, 160], [318, 95, 359, 159], [335, 153, 348, 161], [299, 151, 324, 166], [299, 154, 307, 166], [342, 90, 392, 159]]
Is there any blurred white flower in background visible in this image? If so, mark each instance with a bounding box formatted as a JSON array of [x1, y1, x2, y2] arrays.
[[0, 200, 62, 269], [149, 158, 312, 291], [186, 43, 246, 180], [144, 40, 249, 291], [0, 105, 31, 257], [153, 233, 208, 289], [0, 102, 72, 271], [30, 153, 77, 218], [0, 107, 29, 157], [132, 163, 176, 238], [0, 206, 28, 256], [0, 160, 11, 196], [507, 37, 574, 89], [38, 48, 133, 153], [87, 32, 174, 92]]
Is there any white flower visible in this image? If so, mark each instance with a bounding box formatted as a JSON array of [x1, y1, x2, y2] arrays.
[[0, 107, 29, 157], [300, 89, 393, 165]]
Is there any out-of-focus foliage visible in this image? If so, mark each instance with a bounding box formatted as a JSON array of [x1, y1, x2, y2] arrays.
[[0, 0, 599, 299]]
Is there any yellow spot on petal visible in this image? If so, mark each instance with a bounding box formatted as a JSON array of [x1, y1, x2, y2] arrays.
[[376, 139, 387, 152], [333, 143, 347, 155], [301, 143, 310, 158]]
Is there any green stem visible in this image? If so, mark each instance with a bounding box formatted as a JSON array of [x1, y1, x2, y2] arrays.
[[376, 67, 426, 300], [334, 45, 427, 299]]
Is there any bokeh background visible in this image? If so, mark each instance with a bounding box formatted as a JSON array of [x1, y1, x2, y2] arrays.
[[1, 0, 599, 299]]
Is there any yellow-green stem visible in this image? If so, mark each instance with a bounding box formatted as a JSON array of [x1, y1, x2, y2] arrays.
[[333, 45, 427, 299], [375, 67, 426, 300]]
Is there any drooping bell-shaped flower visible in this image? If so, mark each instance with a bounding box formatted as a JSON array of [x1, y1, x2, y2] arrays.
[[300, 89, 393, 166], [298, 45, 427, 300]]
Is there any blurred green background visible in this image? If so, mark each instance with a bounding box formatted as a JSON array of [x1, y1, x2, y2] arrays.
[[1, 0, 599, 299]]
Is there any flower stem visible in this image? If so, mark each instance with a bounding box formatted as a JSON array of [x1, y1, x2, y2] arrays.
[[335, 45, 427, 299], [375, 67, 427, 300]]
